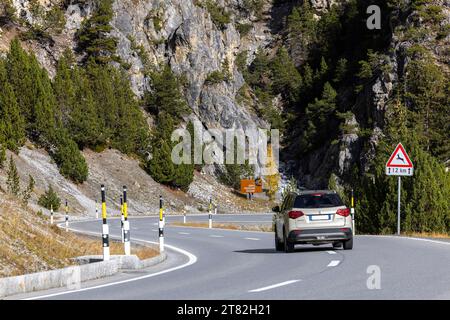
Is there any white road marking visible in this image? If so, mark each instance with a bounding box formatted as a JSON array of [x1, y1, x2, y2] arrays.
[[152, 229, 157, 232], [360, 235, 450, 246], [327, 260, 341, 267], [244, 237, 260, 241], [25, 227, 198, 300], [209, 235, 224, 238], [327, 251, 336, 255], [249, 280, 301, 293], [178, 232, 190, 235]]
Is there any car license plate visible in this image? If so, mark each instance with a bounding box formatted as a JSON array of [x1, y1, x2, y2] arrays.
[[309, 215, 330, 221]]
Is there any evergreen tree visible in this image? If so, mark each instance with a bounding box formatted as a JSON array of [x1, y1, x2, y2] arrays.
[[0, 145, 6, 169], [0, 61, 26, 152], [38, 185, 61, 211], [110, 68, 150, 155], [21, 174, 35, 205], [54, 51, 103, 149], [300, 82, 337, 150], [6, 155, 20, 196], [146, 113, 176, 184], [145, 65, 189, 121], [271, 47, 302, 104], [76, 0, 118, 64], [52, 130, 89, 183]]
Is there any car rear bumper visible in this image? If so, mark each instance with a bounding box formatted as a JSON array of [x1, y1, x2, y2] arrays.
[[288, 228, 352, 244]]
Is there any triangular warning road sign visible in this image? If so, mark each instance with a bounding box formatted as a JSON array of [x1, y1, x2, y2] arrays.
[[386, 143, 413, 168]]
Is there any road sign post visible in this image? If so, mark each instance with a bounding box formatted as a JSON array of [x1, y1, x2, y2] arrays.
[[385, 143, 414, 236], [208, 197, 212, 229], [65, 200, 69, 232], [120, 195, 124, 243], [123, 186, 131, 256], [101, 185, 110, 261], [159, 196, 164, 253], [351, 189, 355, 236]]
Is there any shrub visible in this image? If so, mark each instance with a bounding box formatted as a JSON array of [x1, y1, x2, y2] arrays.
[[38, 185, 61, 211]]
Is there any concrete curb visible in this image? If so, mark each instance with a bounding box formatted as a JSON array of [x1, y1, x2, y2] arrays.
[[0, 252, 166, 298]]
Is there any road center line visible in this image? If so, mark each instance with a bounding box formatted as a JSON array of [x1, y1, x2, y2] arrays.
[[244, 237, 260, 241], [327, 260, 341, 267], [178, 232, 190, 235], [209, 235, 224, 238], [326, 251, 336, 255], [249, 280, 301, 293]]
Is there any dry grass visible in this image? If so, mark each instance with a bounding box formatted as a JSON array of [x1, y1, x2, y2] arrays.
[[171, 221, 273, 232], [403, 231, 450, 239], [0, 198, 158, 277]]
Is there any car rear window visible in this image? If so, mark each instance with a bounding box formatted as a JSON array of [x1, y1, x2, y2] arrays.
[[294, 193, 343, 208]]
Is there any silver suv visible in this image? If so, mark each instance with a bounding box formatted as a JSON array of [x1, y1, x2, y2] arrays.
[[273, 190, 353, 253]]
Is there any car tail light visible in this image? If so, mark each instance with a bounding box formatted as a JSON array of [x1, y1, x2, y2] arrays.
[[288, 210, 304, 219], [336, 208, 350, 217]]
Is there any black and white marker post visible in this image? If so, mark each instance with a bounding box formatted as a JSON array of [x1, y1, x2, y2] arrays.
[[123, 186, 131, 256], [159, 196, 164, 252], [65, 200, 69, 232], [351, 189, 355, 236], [101, 185, 110, 261], [120, 195, 124, 243], [50, 204, 54, 225], [95, 200, 98, 219], [183, 211, 186, 224], [208, 197, 212, 229]]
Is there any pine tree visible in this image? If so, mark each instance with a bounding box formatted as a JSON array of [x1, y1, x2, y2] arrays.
[[271, 47, 302, 104], [6, 155, 20, 196], [38, 185, 61, 211], [145, 65, 189, 121], [76, 0, 118, 64], [52, 130, 89, 183], [146, 112, 176, 184], [21, 174, 35, 205], [0, 61, 26, 152], [0, 145, 6, 169]]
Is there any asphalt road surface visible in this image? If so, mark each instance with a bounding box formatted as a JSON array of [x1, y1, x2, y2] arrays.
[[9, 214, 450, 300]]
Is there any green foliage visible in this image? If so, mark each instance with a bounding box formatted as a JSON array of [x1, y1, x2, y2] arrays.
[[76, 0, 118, 64], [52, 129, 88, 183], [404, 48, 449, 161], [271, 47, 302, 103], [354, 102, 450, 234], [242, 0, 265, 20], [220, 137, 254, 190], [0, 145, 6, 169], [146, 113, 194, 191], [201, 0, 231, 30], [38, 185, 61, 211], [236, 23, 252, 37], [0, 60, 26, 152], [0, 0, 16, 25], [205, 58, 232, 85], [21, 174, 35, 205], [6, 155, 20, 196], [21, 1, 66, 41], [235, 51, 248, 73], [300, 82, 337, 150], [145, 65, 189, 121]]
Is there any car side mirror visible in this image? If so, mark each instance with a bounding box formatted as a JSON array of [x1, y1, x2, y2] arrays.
[[272, 205, 280, 213]]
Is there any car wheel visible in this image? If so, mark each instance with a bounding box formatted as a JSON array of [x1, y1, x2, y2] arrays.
[[275, 230, 284, 251], [284, 230, 294, 253], [343, 238, 353, 250]]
